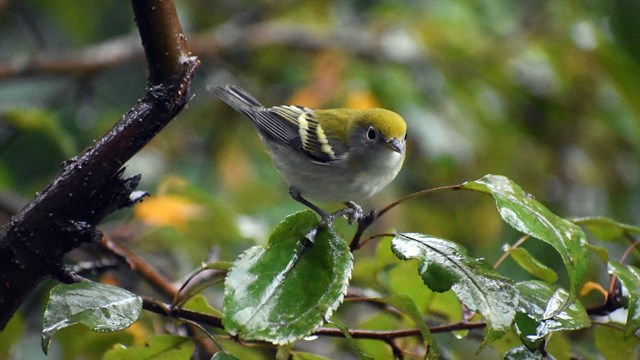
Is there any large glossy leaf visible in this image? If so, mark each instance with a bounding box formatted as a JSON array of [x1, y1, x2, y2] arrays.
[[103, 335, 194, 360], [462, 175, 589, 298], [42, 281, 142, 354], [223, 211, 352, 344], [514, 281, 590, 347], [391, 233, 517, 345], [607, 261, 640, 336]]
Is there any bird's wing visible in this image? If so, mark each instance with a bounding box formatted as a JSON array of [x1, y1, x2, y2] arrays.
[[264, 105, 340, 162]]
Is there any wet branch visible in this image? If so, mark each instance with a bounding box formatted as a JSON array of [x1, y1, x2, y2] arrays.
[[0, 0, 199, 330]]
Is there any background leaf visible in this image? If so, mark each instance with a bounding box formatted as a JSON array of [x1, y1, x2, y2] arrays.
[[508, 247, 558, 283], [103, 334, 194, 360], [392, 233, 517, 345], [594, 326, 640, 360], [572, 216, 640, 242], [223, 211, 353, 344], [373, 294, 437, 357], [41, 281, 142, 354]]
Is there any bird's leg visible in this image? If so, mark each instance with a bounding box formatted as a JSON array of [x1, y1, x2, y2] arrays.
[[289, 187, 335, 246], [288, 187, 332, 222], [336, 201, 363, 225]]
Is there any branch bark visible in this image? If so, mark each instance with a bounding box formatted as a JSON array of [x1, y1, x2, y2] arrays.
[[0, 0, 199, 329]]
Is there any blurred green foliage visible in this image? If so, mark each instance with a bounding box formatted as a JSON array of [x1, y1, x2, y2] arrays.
[[1, 0, 640, 359]]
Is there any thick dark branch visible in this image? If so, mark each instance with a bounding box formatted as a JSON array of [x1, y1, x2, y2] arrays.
[[0, 0, 199, 329], [132, 0, 190, 83]]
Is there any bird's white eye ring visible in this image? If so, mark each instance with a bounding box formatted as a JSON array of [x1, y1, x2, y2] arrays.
[[366, 126, 377, 141]]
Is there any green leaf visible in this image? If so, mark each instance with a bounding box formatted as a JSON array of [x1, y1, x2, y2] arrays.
[[588, 244, 609, 264], [508, 247, 558, 283], [42, 281, 142, 354], [594, 325, 640, 360], [572, 216, 640, 242], [292, 351, 334, 360], [504, 345, 553, 360], [607, 261, 640, 336], [4, 109, 76, 157], [103, 335, 194, 360], [0, 313, 25, 359], [223, 211, 353, 344], [182, 294, 223, 317], [373, 295, 437, 357], [514, 281, 590, 346], [328, 319, 374, 360], [391, 233, 517, 346], [462, 175, 589, 298]]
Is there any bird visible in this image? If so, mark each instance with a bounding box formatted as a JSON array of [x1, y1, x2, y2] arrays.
[[211, 84, 407, 224]]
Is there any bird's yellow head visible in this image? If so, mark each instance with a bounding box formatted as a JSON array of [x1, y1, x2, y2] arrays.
[[350, 108, 407, 154], [316, 108, 407, 153]]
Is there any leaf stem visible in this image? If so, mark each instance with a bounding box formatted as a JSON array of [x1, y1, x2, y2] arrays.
[[350, 185, 458, 250], [492, 235, 530, 269]]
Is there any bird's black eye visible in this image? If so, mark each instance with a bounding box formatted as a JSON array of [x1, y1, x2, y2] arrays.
[[404, 133, 408, 140], [366, 126, 377, 141]]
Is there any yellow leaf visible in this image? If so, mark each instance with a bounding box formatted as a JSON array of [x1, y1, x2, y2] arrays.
[[345, 89, 381, 109], [580, 281, 608, 299], [134, 195, 203, 228]]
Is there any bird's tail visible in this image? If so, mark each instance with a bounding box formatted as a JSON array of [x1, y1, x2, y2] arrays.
[[210, 84, 264, 112]]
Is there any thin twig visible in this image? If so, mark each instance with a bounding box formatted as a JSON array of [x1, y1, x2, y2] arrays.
[[378, 185, 459, 219], [100, 235, 179, 298], [492, 235, 530, 269], [350, 185, 458, 250], [606, 236, 640, 304]]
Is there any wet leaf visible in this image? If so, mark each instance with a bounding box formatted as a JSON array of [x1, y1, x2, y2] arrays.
[[391, 233, 517, 346], [223, 211, 352, 344], [515, 281, 590, 346], [607, 261, 640, 336], [462, 175, 589, 299], [42, 281, 142, 354], [508, 247, 558, 283], [504, 345, 553, 359], [103, 334, 194, 360], [211, 350, 240, 360]]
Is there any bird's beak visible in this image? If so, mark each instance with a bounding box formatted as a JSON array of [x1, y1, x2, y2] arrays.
[[387, 138, 405, 154]]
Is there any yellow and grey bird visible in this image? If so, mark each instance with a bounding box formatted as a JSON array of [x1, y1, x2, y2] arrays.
[[212, 85, 407, 218]]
